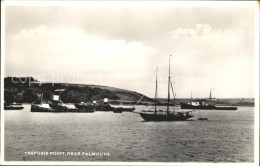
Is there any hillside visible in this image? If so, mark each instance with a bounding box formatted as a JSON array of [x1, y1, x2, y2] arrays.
[[4, 77, 154, 104], [4, 77, 254, 107]]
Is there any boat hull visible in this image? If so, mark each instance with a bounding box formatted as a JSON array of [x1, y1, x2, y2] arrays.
[[4, 106, 24, 110], [180, 102, 215, 109], [113, 108, 123, 113], [74, 104, 95, 113], [49, 103, 68, 112], [112, 107, 135, 113], [180, 102, 237, 110], [139, 113, 193, 121], [31, 104, 55, 112], [214, 106, 237, 110], [31, 104, 94, 113], [95, 105, 114, 111]]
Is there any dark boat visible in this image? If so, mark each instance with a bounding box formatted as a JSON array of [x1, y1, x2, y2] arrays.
[[47, 89, 88, 112], [214, 106, 237, 110], [198, 118, 208, 120], [138, 55, 193, 121], [4, 105, 24, 110], [140, 111, 193, 121], [180, 89, 237, 110], [114, 107, 135, 112], [180, 102, 238, 110], [74, 102, 95, 113], [96, 105, 114, 111], [6, 102, 22, 106], [31, 90, 79, 112], [112, 102, 135, 113], [4, 102, 24, 110], [30, 92, 55, 112], [31, 103, 55, 112], [180, 100, 215, 109], [48, 89, 68, 111], [4, 106, 24, 110], [113, 107, 123, 113], [49, 103, 76, 112], [95, 98, 114, 111]]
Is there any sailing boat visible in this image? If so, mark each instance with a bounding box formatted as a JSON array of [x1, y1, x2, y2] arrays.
[[139, 55, 194, 121]]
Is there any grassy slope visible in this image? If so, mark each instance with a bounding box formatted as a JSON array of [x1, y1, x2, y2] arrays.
[[4, 77, 154, 103], [4, 77, 254, 106], [55, 83, 155, 103]]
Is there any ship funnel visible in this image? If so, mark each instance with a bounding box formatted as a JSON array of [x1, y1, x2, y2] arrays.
[[52, 89, 65, 103], [53, 95, 60, 102], [104, 98, 108, 103]]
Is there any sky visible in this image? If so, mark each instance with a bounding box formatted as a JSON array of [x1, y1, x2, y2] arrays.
[[4, 2, 257, 98]]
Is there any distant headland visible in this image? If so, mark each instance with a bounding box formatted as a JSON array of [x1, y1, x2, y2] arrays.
[[4, 77, 254, 107]]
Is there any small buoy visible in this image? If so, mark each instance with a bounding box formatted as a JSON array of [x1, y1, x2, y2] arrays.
[[198, 118, 208, 120]]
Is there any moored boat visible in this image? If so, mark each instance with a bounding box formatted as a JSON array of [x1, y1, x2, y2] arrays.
[[138, 55, 194, 121], [214, 106, 237, 110], [113, 107, 123, 113], [95, 98, 114, 111], [180, 100, 215, 110], [74, 102, 95, 113], [180, 102, 237, 110], [4, 102, 24, 110], [4, 104, 24, 110], [31, 90, 83, 112], [111, 102, 135, 113], [140, 111, 193, 121], [180, 89, 237, 110], [198, 117, 208, 120], [31, 103, 54, 112]]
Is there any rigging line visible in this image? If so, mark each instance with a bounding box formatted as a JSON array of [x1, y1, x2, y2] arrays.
[[170, 81, 176, 113], [167, 55, 172, 115], [170, 82, 175, 100], [155, 66, 158, 114], [134, 67, 158, 107], [134, 95, 144, 106]]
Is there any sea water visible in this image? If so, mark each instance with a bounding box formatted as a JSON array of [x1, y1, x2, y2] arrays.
[[4, 105, 254, 162]]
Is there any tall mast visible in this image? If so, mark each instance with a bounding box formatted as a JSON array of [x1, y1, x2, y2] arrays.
[[210, 88, 212, 100], [190, 90, 192, 102], [209, 88, 212, 104], [154, 67, 158, 114], [167, 55, 171, 115]]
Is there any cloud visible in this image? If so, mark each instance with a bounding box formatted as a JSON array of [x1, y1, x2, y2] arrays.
[[5, 24, 254, 98], [4, 6, 255, 98], [7, 26, 157, 73], [168, 24, 249, 68], [5, 26, 159, 93], [165, 24, 254, 98], [170, 24, 243, 39]]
